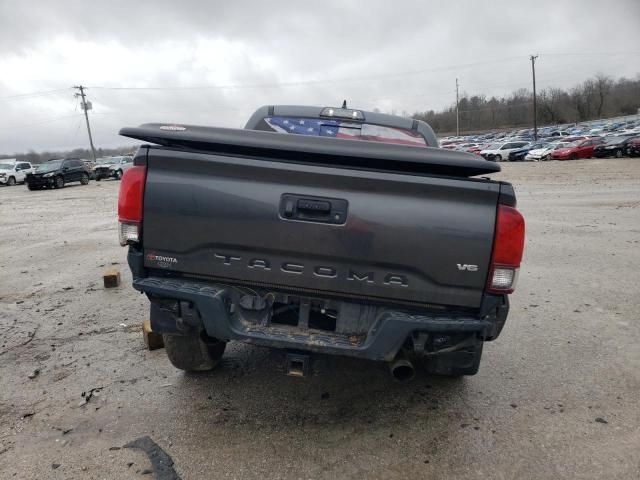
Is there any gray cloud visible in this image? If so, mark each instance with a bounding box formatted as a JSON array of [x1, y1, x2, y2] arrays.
[[0, 0, 639, 154]]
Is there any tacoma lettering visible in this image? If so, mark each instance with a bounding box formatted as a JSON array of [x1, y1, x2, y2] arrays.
[[211, 253, 408, 287]]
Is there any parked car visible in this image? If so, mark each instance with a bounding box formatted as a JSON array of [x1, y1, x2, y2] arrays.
[[548, 130, 570, 137], [508, 142, 550, 161], [467, 144, 485, 154], [117, 105, 523, 379], [619, 127, 640, 136], [524, 142, 570, 161], [94, 156, 134, 180], [0, 161, 34, 186], [592, 136, 636, 158], [551, 138, 604, 160], [26, 158, 91, 190], [453, 143, 479, 152], [480, 141, 530, 162], [626, 137, 640, 157]]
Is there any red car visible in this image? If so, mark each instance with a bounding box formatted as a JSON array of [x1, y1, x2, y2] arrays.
[[551, 138, 604, 160], [467, 144, 485, 154]]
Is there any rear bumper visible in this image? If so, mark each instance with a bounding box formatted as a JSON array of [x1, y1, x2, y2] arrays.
[[132, 273, 508, 362]]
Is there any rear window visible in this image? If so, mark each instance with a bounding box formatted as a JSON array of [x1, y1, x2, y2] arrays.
[[260, 116, 427, 148]]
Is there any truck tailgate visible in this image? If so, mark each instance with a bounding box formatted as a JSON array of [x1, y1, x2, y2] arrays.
[[141, 147, 500, 309]]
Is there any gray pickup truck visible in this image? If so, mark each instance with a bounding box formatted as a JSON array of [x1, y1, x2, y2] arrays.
[[118, 105, 525, 381]]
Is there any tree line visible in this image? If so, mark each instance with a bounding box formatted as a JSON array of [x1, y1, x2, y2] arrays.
[[413, 73, 640, 134]]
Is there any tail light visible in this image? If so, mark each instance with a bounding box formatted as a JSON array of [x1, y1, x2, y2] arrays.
[[118, 165, 146, 246], [487, 205, 525, 294]]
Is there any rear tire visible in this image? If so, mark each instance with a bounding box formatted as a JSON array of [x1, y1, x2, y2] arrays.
[[570, 153, 578, 160], [80, 173, 89, 185], [7, 176, 15, 186], [494, 154, 502, 162], [420, 341, 484, 377], [615, 150, 623, 158], [163, 333, 226, 372], [54, 176, 65, 189], [115, 170, 123, 180]]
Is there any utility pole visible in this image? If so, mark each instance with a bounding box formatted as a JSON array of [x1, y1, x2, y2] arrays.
[[530, 55, 538, 141], [455, 78, 460, 137], [73, 85, 97, 162]]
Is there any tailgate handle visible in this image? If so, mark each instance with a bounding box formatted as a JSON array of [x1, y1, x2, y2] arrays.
[[280, 194, 348, 225], [297, 199, 331, 213]]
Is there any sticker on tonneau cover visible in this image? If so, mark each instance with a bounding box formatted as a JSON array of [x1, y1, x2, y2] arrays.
[[159, 125, 186, 131]]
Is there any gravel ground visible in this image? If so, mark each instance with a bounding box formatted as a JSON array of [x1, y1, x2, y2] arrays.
[[1, 158, 639, 479]]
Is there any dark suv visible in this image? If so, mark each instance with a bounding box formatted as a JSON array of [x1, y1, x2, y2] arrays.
[[26, 158, 91, 190]]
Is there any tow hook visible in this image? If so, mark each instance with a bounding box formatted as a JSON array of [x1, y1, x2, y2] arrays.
[[285, 351, 310, 377]]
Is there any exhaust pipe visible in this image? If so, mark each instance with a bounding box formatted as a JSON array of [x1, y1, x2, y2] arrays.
[[389, 355, 415, 382]]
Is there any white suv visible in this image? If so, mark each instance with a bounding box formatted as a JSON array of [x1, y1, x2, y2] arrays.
[[480, 141, 530, 162], [0, 161, 34, 186]]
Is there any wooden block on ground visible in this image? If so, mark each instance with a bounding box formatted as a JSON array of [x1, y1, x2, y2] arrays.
[[103, 269, 121, 288], [143, 319, 164, 350]]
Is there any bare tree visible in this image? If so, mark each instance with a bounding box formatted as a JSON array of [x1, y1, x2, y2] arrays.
[[594, 73, 613, 118], [539, 88, 568, 124], [413, 73, 639, 134]]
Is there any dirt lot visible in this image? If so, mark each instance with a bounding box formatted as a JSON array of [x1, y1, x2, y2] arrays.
[[1, 158, 639, 479]]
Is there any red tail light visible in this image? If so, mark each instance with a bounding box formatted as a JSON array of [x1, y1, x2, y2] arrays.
[[118, 165, 146, 246], [487, 205, 525, 294]]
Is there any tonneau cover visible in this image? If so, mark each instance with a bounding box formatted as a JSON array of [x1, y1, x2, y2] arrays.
[[119, 123, 500, 177]]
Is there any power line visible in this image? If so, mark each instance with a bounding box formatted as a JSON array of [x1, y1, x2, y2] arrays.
[[87, 59, 634, 117], [1, 51, 637, 101], [87, 51, 640, 92], [0, 88, 71, 101], [454, 102, 532, 114], [2, 114, 83, 130], [89, 57, 527, 92], [70, 117, 83, 146], [538, 51, 640, 57]]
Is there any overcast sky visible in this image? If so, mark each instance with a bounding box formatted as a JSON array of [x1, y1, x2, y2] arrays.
[[0, 0, 639, 155]]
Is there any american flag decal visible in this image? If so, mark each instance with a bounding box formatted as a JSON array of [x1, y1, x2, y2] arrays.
[[265, 117, 426, 147]]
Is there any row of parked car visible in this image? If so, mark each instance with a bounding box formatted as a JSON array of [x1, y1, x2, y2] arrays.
[[442, 118, 640, 147], [465, 135, 640, 162], [0, 155, 134, 190], [441, 119, 640, 162]]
